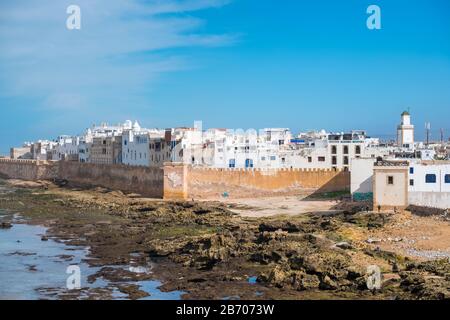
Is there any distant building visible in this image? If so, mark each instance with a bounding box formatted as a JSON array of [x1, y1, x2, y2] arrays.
[[10, 145, 32, 159], [122, 121, 165, 167], [283, 131, 388, 171], [90, 135, 122, 165], [31, 140, 56, 160], [50, 135, 80, 161]]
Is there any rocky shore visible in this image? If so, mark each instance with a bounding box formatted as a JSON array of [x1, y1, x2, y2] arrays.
[[0, 179, 448, 300]]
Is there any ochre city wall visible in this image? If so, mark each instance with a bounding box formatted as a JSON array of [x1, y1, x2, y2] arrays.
[[0, 159, 164, 198], [187, 167, 350, 199], [0, 159, 350, 200], [58, 161, 164, 198]]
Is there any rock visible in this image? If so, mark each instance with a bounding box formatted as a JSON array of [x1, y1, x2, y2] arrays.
[[251, 251, 283, 264], [116, 284, 149, 300], [109, 190, 124, 197], [127, 193, 142, 199], [180, 233, 238, 270], [320, 275, 339, 290], [292, 272, 320, 291], [28, 265, 38, 272], [41, 236, 49, 241], [258, 230, 289, 243], [335, 241, 353, 250], [0, 222, 12, 229], [258, 222, 302, 233], [267, 265, 289, 288], [366, 238, 382, 244]]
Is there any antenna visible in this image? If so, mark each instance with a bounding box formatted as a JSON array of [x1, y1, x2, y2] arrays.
[[425, 122, 431, 146]]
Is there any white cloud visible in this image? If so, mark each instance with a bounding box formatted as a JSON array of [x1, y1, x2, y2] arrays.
[[0, 0, 236, 112]]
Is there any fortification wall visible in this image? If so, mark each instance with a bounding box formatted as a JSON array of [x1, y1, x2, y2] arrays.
[[187, 167, 350, 199], [0, 160, 350, 200], [58, 161, 164, 198], [0, 158, 58, 180]]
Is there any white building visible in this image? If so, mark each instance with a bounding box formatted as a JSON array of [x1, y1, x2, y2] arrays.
[[122, 121, 166, 167], [51, 135, 80, 161], [352, 158, 450, 210], [281, 131, 389, 171], [205, 128, 291, 169], [408, 161, 450, 209], [31, 140, 56, 160]]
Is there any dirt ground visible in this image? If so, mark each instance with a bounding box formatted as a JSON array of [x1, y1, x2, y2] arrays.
[[353, 210, 450, 261], [216, 195, 341, 218]]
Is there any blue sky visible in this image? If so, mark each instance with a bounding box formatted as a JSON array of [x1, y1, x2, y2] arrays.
[[1, 0, 450, 154]]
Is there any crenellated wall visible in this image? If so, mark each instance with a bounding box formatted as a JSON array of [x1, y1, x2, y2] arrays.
[[58, 161, 164, 198], [187, 167, 350, 199], [0, 158, 58, 180], [0, 159, 350, 200]]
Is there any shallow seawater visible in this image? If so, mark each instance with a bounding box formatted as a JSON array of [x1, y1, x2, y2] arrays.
[[0, 214, 184, 300], [0, 220, 98, 300]]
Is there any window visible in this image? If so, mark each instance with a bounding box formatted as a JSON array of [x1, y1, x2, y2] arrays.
[[387, 176, 394, 185], [308, 157, 312, 163], [124, 140, 127, 146], [410, 179, 414, 186], [343, 156, 349, 165], [425, 174, 437, 183], [318, 156, 325, 162], [270, 156, 276, 161], [410, 167, 414, 174], [245, 159, 254, 168], [331, 145, 337, 155], [343, 146, 349, 155], [446, 174, 450, 184], [355, 146, 361, 155], [332, 156, 337, 165], [229, 159, 236, 168]]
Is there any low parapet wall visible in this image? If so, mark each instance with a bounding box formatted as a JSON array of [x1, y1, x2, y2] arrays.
[[187, 167, 350, 199]]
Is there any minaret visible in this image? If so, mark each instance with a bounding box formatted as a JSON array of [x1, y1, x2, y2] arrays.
[[397, 111, 414, 148]]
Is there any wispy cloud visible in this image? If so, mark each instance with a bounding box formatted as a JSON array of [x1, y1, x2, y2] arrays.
[[0, 0, 236, 112]]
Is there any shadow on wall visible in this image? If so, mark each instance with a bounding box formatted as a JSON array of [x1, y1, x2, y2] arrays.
[[303, 171, 350, 201], [353, 176, 373, 195]]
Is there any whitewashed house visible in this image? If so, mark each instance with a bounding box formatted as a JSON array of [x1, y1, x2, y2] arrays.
[[408, 161, 450, 209], [31, 140, 56, 160], [122, 121, 153, 167], [51, 135, 80, 161]]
